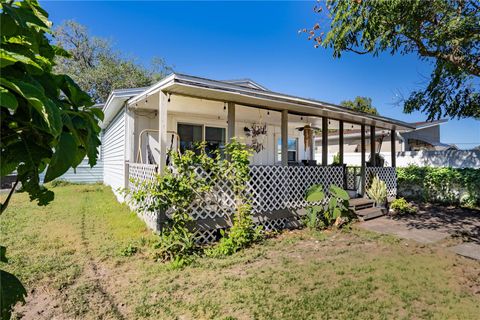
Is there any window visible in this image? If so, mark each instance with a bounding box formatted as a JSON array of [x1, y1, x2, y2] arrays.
[[178, 123, 202, 154], [177, 123, 226, 156], [205, 126, 226, 156], [277, 138, 298, 162]]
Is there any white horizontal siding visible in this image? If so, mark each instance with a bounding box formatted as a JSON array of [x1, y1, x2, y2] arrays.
[[102, 109, 126, 192], [39, 158, 103, 184]]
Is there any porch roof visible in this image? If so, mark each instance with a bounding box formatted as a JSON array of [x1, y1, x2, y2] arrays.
[[127, 73, 415, 131]]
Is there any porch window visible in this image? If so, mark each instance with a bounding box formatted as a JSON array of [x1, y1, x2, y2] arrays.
[[277, 138, 298, 162], [177, 123, 225, 155]]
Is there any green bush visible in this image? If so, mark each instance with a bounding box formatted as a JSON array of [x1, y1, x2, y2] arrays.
[[396, 165, 480, 206], [303, 185, 351, 229], [390, 198, 417, 215]]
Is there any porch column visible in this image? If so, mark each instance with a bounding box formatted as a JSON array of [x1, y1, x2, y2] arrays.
[[281, 110, 288, 166], [370, 125, 376, 167], [158, 91, 168, 173], [360, 124, 366, 196], [391, 129, 396, 167], [227, 102, 235, 142], [322, 117, 328, 166], [339, 121, 344, 164]]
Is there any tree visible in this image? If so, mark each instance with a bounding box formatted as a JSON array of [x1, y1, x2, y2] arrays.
[[304, 0, 480, 120], [341, 96, 379, 115], [53, 20, 171, 103], [1, 0, 103, 213]]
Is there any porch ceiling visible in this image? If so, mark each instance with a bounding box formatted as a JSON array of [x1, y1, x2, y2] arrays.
[[129, 73, 415, 131]]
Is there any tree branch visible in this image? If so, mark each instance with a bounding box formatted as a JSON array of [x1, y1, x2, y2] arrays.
[[0, 179, 19, 215]]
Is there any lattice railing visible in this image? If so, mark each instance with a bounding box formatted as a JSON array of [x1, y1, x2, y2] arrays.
[[128, 162, 157, 191], [248, 166, 344, 214], [366, 166, 397, 198], [127, 163, 396, 243], [346, 166, 361, 191]]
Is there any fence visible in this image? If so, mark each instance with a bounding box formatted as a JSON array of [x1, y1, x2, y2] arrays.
[[127, 163, 346, 243]]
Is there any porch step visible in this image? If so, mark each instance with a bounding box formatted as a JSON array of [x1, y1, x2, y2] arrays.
[[349, 198, 375, 211], [355, 206, 385, 221]]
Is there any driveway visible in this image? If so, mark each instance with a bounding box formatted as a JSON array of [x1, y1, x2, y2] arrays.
[[359, 204, 480, 260]]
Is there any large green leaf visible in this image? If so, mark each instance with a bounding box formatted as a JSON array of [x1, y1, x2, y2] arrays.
[[1, 78, 62, 136], [329, 185, 350, 201], [43, 132, 76, 182], [305, 184, 325, 202], [0, 87, 18, 110]]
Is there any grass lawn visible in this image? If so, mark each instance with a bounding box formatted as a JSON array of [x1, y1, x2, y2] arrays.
[[1, 184, 479, 319]]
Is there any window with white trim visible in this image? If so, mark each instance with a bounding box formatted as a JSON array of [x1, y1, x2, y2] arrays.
[[277, 138, 298, 162]]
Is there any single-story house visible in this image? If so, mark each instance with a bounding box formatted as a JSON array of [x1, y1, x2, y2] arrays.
[[93, 73, 416, 237]]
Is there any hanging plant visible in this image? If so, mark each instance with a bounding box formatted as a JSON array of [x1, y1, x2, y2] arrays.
[[245, 110, 268, 153]]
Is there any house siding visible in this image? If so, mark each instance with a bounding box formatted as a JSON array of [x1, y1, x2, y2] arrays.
[[103, 108, 126, 193]]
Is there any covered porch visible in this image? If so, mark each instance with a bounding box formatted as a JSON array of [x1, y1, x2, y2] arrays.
[[124, 74, 413, 238]]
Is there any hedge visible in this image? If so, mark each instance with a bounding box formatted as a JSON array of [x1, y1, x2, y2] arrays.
[[396, 165, 480, 207]]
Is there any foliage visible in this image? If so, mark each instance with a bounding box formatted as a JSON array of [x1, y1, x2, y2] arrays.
[[120, 244, 138, 257], [366, 175, 387, 207], [397, 165, 480, 206], [0, 0, 103, 212], [340, 96, 379, 115], [331, 153, 341, 165], [305, 0, 480, 120], [208, 204, 263, 257], [53, 20, 171, 103], [129, 140, 262, 265], [208, 141, 263, 257], [304, 184, 351, 229], [390, 198, 418, 215], [1, 246, 26, 320]]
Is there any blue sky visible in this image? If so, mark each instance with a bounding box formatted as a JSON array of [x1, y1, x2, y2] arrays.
[[42, 1, 479, 149]]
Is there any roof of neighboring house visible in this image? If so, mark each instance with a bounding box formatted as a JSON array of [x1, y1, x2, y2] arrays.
[[318, 119, 448, 139], [410, 119, 448, 129], [102, 73, 416, 131]]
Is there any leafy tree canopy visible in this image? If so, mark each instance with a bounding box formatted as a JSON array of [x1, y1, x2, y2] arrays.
[[341, 96, 379, 115], [53, 20, 172, 103], [0, 0, 103, 212], [304, 0, 480, 120]]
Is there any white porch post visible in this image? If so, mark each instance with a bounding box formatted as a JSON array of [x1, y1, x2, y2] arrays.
[[391, 129, 396, 167], [339, 121, 344, 165], [322, 117, 328, 166], [360, 124, 366, 196], [158, 91, 168, 173], [370, 125, 376, 167], [281, 110, 288, 166], [227, 102, 235, 142]]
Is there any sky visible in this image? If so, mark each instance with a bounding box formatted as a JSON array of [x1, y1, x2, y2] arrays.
[[42, 1, 479, 149]]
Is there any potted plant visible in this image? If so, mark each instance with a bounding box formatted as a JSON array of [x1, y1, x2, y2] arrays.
[[366, 174, 387, 212]]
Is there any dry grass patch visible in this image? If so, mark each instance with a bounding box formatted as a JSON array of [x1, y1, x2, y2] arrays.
[[1, 185, 479, 319]]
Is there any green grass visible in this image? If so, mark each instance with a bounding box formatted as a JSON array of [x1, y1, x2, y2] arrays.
[[1, 184, 479, 319]]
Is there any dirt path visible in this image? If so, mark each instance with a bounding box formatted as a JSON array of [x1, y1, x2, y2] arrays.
[[14, 194, 126, 320]]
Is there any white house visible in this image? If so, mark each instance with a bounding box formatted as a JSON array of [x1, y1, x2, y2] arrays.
[[315, 119, 458, 166]]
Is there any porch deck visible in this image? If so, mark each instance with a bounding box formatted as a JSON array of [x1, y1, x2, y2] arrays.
[[128, 162, 397, 243]]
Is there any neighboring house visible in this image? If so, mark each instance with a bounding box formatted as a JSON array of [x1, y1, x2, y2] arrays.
[[314, 119, 465, 167]]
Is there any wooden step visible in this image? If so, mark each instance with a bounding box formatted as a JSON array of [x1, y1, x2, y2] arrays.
[[349, 198, 374, 210], [355, 206, 385, 221]]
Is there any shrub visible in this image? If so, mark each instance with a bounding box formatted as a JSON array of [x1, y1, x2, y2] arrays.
[[397, 166, 480, 206], [128, 140, 263, 266], [390, 198, 417, 215], [366, 175, 387, 207], [303, 184, 351, 229]]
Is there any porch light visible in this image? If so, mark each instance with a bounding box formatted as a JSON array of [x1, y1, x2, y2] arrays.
[[168, 93, 171, 102]]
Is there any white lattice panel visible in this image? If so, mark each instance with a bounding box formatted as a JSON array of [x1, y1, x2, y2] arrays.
[[366, 167, 397, 198], [128, 163, 157, 191], [186, 167, 236, 220], [248, 166, 344, 214]]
